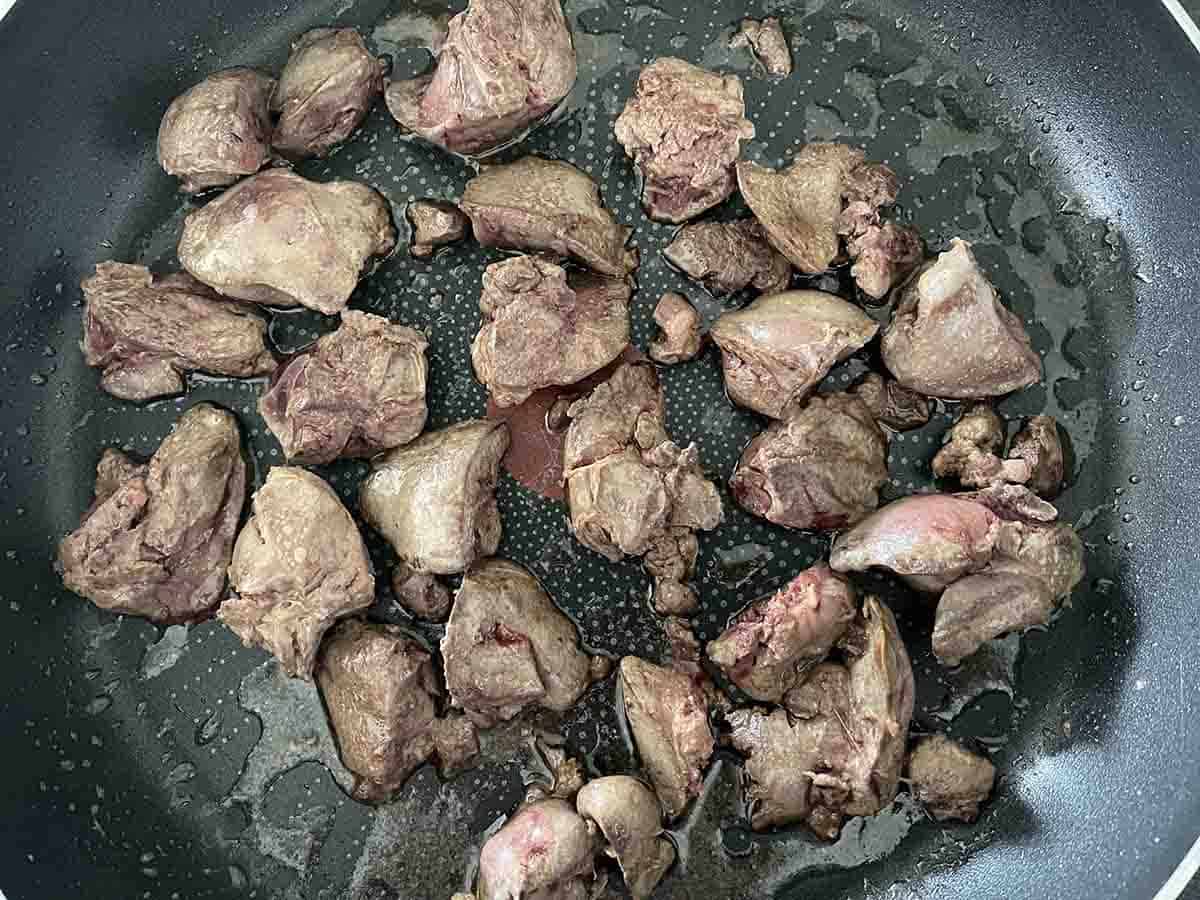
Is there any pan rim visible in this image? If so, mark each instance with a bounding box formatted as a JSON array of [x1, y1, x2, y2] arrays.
[[1153, 16, 1200, 900], [1160, 0, 1200, 54], [0, 0, 1196, 897], [1149, 13, 1200, 898]]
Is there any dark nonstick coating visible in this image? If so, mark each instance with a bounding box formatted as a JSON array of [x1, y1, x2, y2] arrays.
[[2, 1, 1199, 898]]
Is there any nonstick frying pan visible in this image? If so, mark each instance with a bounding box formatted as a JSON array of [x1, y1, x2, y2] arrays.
[[2, 0, 1199, 898]]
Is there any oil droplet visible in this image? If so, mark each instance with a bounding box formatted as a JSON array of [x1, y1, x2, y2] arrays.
[[195, 712, 222, 746], [166, 762, 197, 785], [86, 696, 112, 715]]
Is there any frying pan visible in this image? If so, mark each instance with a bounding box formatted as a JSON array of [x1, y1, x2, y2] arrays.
[[2, 0, 1199, 898]]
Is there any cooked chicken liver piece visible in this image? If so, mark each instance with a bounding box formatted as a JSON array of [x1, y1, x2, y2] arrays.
[[271, 28, 387, 159], [384, 0, 576, 156], [840, 597, 915, 819], [407, 199, 470, 258], [472, 255, 631, 407], [845, 221, 925, 301], [58, 404, 246, 624], [615, 57, 756, 223], [932, 402, 1032, 488], [178, 169, 396, 315], [81, 262, 275, 403], [736, 142, 895, 274], [957, 481, 1058, 523], [932, 570, 1056, 666], [881, 239, 1042, 398], [727, 602, 939, 836], [847, 372, 931, 432], [992, 515, 1085, 601], [441, 558, 592, 728], [461, 156, 637, 276], [221, 467, 374, 679], [576, 776, 675, 900], [619, 656, 715, 819], [526, 739, 587, 803], [563, 363, 722, 605], [431, 714, 481, 776], [648, 292, 703, 365], [708, 563, 857, 702], [259, 311, 428, 465], [732, 392, 888, 530], [728, 633, 910, 841], [662, 219, 792, 297], [645, 529, 701, 615], [830, 494, 999, 593], [359, 420, 509, 575], [157, 68, 274, 193], [907, 734, 996, 823], [931, 510, 1083, 666], [562, 362, 664, 473], [391, 561, 452, 622], [568, 447, 670, 559], [730, 17, 793, 78], [709, 290, 878, 419], [727, 688, 850, 833], [1009, 415, 1065, 499], [476, 799, 596, 900], [316, 619, 442, 801]]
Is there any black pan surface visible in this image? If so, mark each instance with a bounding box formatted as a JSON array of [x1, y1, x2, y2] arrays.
[[1, 1, 1198, 898]]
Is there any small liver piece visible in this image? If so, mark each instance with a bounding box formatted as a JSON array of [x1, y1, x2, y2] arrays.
[[932, 570, 1056, 666], [81, 262, 275, 403], [272, 28, 386, 159], [848, 372, 931, 432], [731, 17, 793, 77], [737, 143, 894, 274], [391, 562, 451, 622], [441, 559, 592, 727], [221, 467, 375, 679], [619, 656, 714, 819], [907, 734, 996, 823], [563, 363, 722, 610], [259, 311, 428, 465], [649, 292, 703, 365], [407, 200, 469, 258], [615, 58, 756, 223], [178, 169, 396, 315], [830, 494, 999, 593], [662, 218, 792, 297], [359, 420, 509, 575], [932, 403, 1032, 488], [471, 255, 631, 407], [882, 239, 1042, 398], [732, 392, 889, 530], [385, 0, 576, 156], [461, 156, 638, 276], [58, 404, 246, 624], [157, 68, 275, 193], [476, 799, 596, 900], [316, 620, 441, 801], [576, 776, 675, 900], [709, 291, 878, 419], [1009, 415, 1065, 499], [708, 563, 857, 702]]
